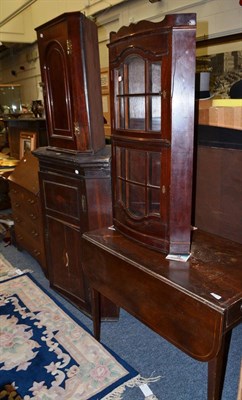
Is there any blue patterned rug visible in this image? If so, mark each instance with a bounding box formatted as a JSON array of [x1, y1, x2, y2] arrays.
[[0, 273, 139, 399]]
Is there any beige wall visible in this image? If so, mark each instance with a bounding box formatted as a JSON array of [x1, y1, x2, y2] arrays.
[[0, 0, 241, 106]]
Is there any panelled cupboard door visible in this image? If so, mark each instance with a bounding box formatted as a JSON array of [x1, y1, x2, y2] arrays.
[[108, 14, 197, 255], [35, 12, 105, 153], [46, 216, 91, 313]]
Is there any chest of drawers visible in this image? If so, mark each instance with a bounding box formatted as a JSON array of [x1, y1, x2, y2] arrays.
[[8, 153, 47, 274]]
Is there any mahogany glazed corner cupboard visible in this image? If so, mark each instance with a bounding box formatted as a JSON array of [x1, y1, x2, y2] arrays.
[[108, 14, 197, 255], [34, 12, 118, 319]]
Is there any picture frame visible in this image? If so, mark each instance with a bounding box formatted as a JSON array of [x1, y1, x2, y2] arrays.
[[19, 131, 37, 159], [100, 67, 109, 94], [100, 68, 111, 138], [196, 32, 241, 50], [196, 32, 242, 99]]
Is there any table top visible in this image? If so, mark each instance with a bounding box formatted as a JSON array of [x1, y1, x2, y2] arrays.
[[83, 227, 242, 315]]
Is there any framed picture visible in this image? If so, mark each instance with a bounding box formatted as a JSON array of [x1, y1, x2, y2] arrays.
[[100, 67, 109, 94], [19, 131, 37, 159], [102, 94, 111, 138], [196, 32, 242, 99]]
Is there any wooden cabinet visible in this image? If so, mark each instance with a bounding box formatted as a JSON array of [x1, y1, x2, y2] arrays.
[[34, 146, 119, 319], [108, 14, 197, 255], [35, 12, 105, 154], [8, 153, 47, 274]]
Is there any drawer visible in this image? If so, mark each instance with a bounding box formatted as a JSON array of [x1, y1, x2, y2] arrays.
[[14, 218, 46, 273], [9, 186, 21, 197], [9, 189, 39, 213], [15, 223, 43, 247], [13, 208, 41, 227], [14, 225, 45, 269], [9, 192, 25, 210]]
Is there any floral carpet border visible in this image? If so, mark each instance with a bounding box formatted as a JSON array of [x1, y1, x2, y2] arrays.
[[0, 273, 138, 400]]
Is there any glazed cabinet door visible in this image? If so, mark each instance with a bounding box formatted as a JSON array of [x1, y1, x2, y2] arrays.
[[109, 31, 171, 252], [46, 216, 91, 313]]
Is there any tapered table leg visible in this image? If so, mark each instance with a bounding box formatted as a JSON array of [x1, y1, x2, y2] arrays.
[[91, 288, 101, 341], [208, 330, 232, 400]]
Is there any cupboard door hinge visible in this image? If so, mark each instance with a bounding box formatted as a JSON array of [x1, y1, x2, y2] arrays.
[[74, 121, 80, 136], [66, 39, 72, 55]]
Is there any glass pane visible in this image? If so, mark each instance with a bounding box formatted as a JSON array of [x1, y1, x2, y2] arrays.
[[114, 67, 124, 95], [118, 97, 125, 129], [150, 62, 161, 93], [150, 97, 161, 131], [127, 182, 146, 217], [129, 96, 145, 130], [127, 149, 146, 184], [149, 62, 161, 131], [148, 152, 161, 187], [118, 71, 124, 95], [116, 147, 121, 177], [127, 57, 145, 94], [148, 188, 160, 215], [115, 68, 124, 129]]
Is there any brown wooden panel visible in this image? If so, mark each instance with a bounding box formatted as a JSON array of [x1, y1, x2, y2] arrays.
[[195, 146, 242, 244]]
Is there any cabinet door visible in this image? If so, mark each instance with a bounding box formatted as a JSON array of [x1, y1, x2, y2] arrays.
[[46, 216, 91, 313], [40, 31, 76, 148], [112, 145, 169, 250], [111, 53, 170, 251]]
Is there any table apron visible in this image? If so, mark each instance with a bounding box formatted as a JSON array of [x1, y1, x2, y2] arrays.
[[82, 240, 226, 362]]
